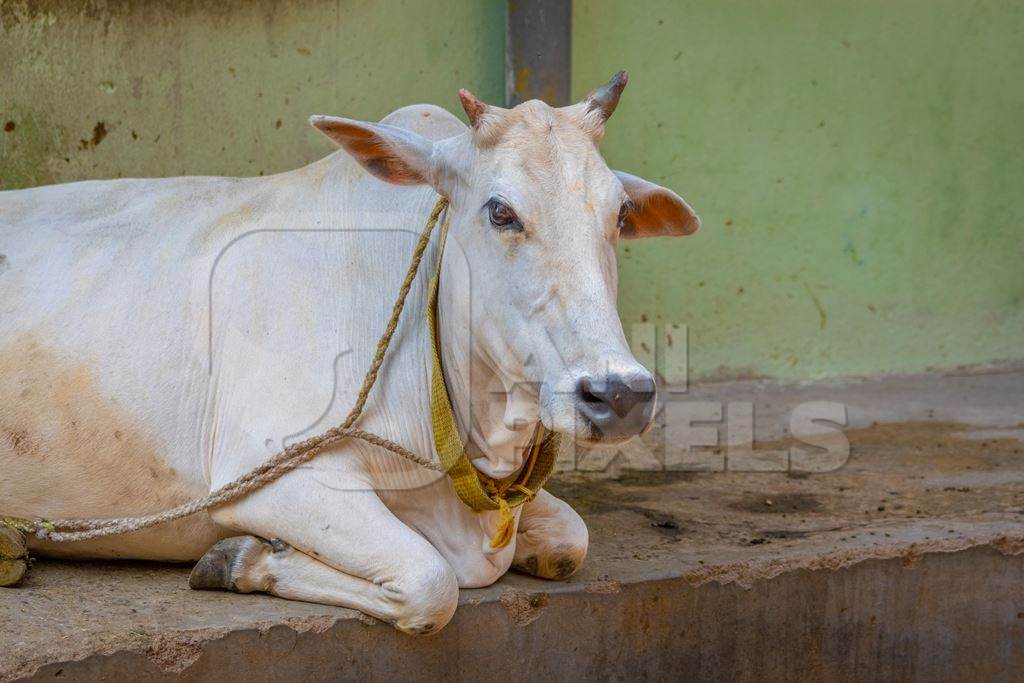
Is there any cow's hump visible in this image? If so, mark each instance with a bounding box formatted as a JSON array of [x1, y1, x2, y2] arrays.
[[380, 104, 467, 141]]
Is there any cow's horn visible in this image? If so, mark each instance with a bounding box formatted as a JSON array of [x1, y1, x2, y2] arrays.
[[458, 88, 489, 128], [585, 70, 629, 122]]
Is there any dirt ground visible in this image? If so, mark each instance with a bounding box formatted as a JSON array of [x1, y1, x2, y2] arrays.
[[550, 420, 1024, 579]]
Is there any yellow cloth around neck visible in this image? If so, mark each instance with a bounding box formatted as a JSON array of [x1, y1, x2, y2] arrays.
[[426, 199, 561, 548]]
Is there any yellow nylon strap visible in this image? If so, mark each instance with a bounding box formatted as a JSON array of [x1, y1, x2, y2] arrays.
[[426, 200, 562, 548]]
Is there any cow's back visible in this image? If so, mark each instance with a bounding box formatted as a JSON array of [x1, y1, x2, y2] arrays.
[[0, 104, 468, 560]]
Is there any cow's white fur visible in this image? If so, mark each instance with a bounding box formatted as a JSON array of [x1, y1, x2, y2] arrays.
[[0, 95, 697, 633]]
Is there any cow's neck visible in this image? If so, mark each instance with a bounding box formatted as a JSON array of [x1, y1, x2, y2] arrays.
[[436, 238, 538, 481]]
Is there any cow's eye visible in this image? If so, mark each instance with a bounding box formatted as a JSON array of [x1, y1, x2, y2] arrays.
[[617, 200, 635, 230], [486, 199, 522, 231]]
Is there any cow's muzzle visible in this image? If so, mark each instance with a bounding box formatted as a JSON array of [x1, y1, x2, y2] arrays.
[[575, 372, 657, 441]]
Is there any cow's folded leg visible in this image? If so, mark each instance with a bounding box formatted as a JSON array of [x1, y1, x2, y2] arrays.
[[196, 470, 459, 635], [190, 534, 454, 634], [512, 489, 589, 580]]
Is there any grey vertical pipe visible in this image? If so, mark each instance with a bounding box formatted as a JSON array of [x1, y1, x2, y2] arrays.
[[505, 0, 571, 107]]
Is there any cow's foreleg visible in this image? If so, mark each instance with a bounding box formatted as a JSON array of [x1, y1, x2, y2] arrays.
[[193, 470, 458, 635], [511, 489, 588, 580]]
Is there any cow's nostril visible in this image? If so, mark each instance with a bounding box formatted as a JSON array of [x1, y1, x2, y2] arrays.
[[575, 373, 657, 438], [578, 377, 604, 405]]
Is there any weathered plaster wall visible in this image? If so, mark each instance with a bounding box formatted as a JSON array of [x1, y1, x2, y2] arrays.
[[3, 1, 1021, 381], [0, 0, 504, 188], [575, 0, 1024, 380]]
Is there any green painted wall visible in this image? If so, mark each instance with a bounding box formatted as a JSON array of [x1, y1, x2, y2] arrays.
[[3, 1, 1022, 381], [0, 0, 504, 188], [575, 0, 1024, 380]]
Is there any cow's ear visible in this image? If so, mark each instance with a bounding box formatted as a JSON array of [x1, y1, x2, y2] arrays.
[[310, 115, 437, 186], [615, 171, 700, 238]]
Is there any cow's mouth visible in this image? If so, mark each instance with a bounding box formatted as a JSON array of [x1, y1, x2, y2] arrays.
[[576, 413, 605, 444], [572, 411, 647, 446]]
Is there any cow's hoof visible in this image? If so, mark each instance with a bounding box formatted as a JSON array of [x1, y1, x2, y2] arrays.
[[512, 543, 586, 581], [0, 527, 28, 587], [190, 535, 273, 593]]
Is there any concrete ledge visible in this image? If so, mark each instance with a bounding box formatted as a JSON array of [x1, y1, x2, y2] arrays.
[[5, 533, 1022, 681], [3, 371, 1023, 681]]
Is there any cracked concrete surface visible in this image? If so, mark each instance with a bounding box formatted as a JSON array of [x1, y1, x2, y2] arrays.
[[2, 370, 1022, 681]]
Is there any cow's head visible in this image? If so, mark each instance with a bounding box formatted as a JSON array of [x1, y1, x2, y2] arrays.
[[311, 72, 699, 453]]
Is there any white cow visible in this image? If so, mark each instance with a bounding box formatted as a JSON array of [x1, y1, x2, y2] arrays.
[[0, 72, 699, 634]]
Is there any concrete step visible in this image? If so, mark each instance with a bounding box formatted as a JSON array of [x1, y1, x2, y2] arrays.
[[3, 369, 1023, 681]]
